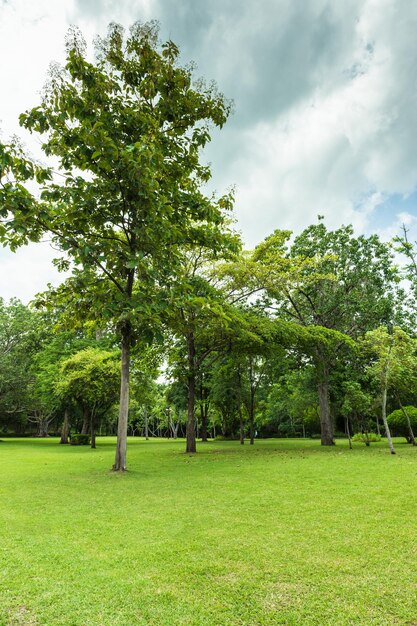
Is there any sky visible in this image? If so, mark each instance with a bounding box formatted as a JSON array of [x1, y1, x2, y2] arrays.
[[1, 0, 417, 301]]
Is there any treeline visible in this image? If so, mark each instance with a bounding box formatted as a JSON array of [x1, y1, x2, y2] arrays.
[[1, 219, 417, 458], [1, 22, 417, 469]]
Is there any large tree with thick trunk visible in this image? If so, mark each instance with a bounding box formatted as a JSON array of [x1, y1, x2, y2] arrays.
[[222, 224, 399, 445], [0, 22, 235, 470], [279, 222, 399, 444]]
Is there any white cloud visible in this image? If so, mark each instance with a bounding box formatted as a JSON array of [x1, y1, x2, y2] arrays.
[[1, 0, 417, 298], [397, 212, 417, 227], [0, 243, 64, 303], [225, 0, 417, 244]]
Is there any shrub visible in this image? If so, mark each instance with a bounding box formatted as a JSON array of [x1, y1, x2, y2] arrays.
[[387, 406, 417, 440], [352, 432, 381, 445], [70, 433, 91, 446]]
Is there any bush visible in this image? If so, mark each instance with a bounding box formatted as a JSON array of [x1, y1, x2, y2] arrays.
[[70, 433, 91, 446], [387, 406, 417, 440], [352, 432, 381, 445]]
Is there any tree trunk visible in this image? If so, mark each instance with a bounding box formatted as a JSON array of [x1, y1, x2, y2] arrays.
[[318, 378, 334, 445], [186, 331, 197, 453], [171, 417, 180, 439], [239, 405, 245, 445], [81, 407, 89, 435], [381, 385, 395, 455], [238, 369, 244, 445], [144, 406, 149, 440], [249, 386, 255, 445], [345, 416, 352, 450], [200, 386, 208, 442], [398, 397, 416, 445], [91, 413, 96, 449], [316, 354, 334, 445], [113, 323, 131, 471], [60, 409, 69, 444], [37, 415, 50, 438]]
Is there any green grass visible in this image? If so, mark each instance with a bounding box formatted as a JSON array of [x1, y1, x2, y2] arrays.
[[0, 437, 416, 625]]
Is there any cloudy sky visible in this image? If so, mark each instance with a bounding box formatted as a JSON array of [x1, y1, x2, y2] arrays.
[[1, 0, 417, 301]]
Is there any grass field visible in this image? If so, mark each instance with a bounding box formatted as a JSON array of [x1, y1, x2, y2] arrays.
[[0, 437, 416, 625]]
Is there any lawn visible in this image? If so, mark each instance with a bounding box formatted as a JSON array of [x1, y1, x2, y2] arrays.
[[0, 437, 416, 625]]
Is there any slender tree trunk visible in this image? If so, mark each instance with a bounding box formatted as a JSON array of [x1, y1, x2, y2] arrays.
[[249, 387, 255, 445], [186, 331, 197, 453], [238, 369, 244, 445], [91, 414, 96, 449], [397, 397, 416, 445], [345, 417, 352, 450], [60, 409, 69, 444], [381, 385, 395, 455], [171, 418, 179, 439], [316, 354, 334, 446], [376, 413, 381, 436], [239, 405, 244, 445], [380, 339, 396, 454], [113, 323, 131, 471], [200, 386, 208, 442], [81, 406, 89, 435], [144, 406, 149, 440]]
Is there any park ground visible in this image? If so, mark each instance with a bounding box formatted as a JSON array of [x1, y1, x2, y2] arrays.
[[0, 437, 416, 625]]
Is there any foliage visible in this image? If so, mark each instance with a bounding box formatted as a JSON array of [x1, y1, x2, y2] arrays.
[[57, 348, 120, 420], [351, 432, 381, 443], [4, 22, 236, 335], [0, 300, 49, 432], [69, 433, 91, 445], [267, 367, 320, 437], [1, 21, 238, 468], [387, 406, 417, 439]]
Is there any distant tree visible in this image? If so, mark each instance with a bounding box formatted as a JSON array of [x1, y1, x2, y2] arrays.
[[267, 366, 320, 438], [237, 223, 399, 446], [0, 299, 48, 433], [387, 406, 417, 443], [340, 380, 374, 448], [130, 343, 162, 440], [361, 326, 417, 454], [166, 248, 241, 453], [363, 326, 417, 450], [57, 348, 120, 448]]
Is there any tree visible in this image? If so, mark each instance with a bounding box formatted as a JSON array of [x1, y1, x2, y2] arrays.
[[243, 223, 399, 445], [0, 299, 48, 433], [1, 22, 235, 470], [267, 366, 320, 438], [166, 246, 241, 453], [363, 326, 417, 453], [387, 406, 417, 442], [57, 348, 120, 447], [362, 327, 405, 454], [340, 380, 374, 448], [130, 342, 163, 440]]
